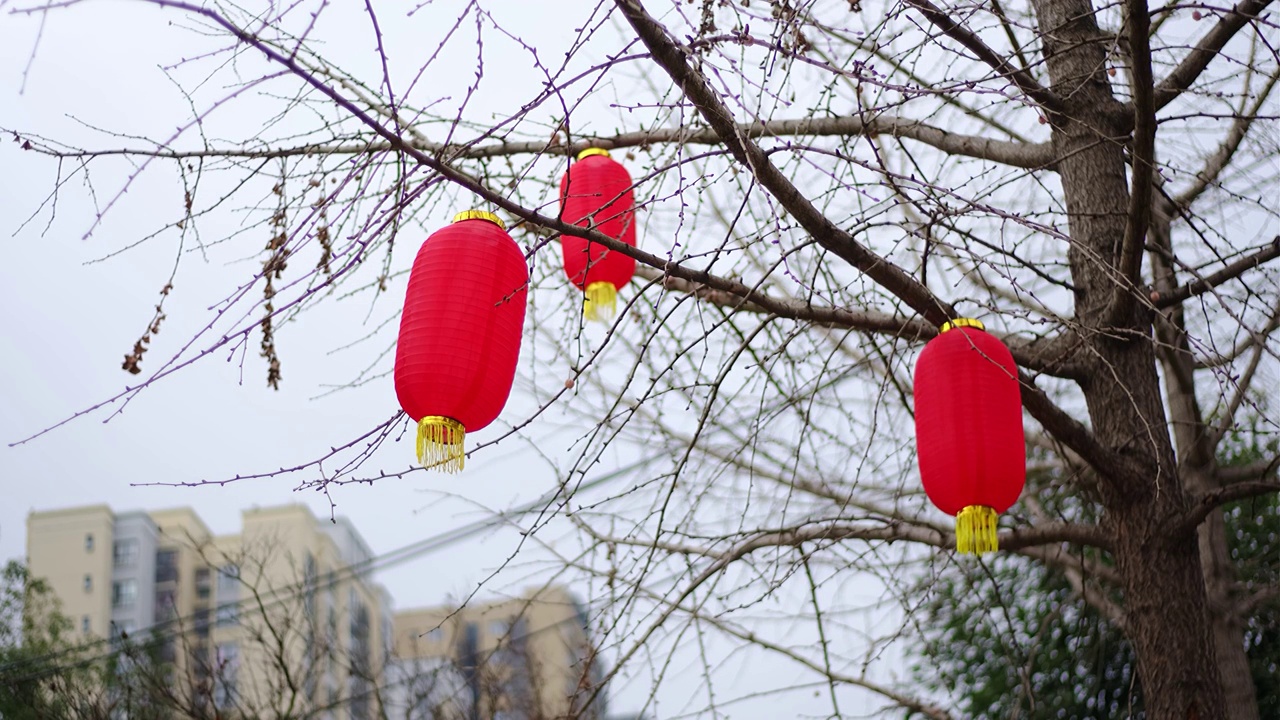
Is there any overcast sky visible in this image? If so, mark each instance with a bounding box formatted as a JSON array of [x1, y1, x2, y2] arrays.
[[0, 0, 652, 706], [0, 2, 912, 716], [0, 0, 579, 595]]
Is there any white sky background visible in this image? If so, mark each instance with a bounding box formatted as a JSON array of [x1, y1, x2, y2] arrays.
[[0, 1, 917, 717], [0, 0, 598, 591]]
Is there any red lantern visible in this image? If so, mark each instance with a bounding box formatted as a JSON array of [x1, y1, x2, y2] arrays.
[[913, 318, 1025, 554], [559, 148, 637, 321], [394, 211, 528, 473]]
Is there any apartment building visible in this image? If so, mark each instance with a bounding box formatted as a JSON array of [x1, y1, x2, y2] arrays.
[[389, 585, 608, 720], [26, 503, 394, 720]]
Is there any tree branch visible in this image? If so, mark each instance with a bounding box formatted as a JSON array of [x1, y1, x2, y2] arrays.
[[1192, 294, 1280, 368], [626, 258, 940, 339], [617, 2, 1103, 464], [901, 0, 1065, 113], [1017, 548, 1126, 630], [635, 264, 932, 335], [1207, 302, 1276, 452], [1065, 557, 1129, 630], [1152, 0, 1274, 110], [1174, 67, 1280, 209], [1002, 521, 1114, 552], [701, 614, 958, 720], [1180, 479, 1280, 534], [1236, 584, 1280, 616], [585, 516, 1111, 560], [582, 564, 959, 720], [1154, 236, 1280, 308], [116, 0, 960, 361], [39, 0, 1060, 378], [1018, 371, 1131, 482], [614, 0, 955, 326], [14, 113, 1055, 169], [1111, 0, 1157, 323], [1214, 456, 1280, 484], [635, 265, 1086, 376]]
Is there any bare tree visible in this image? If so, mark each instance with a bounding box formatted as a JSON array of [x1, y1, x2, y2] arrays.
[[3, 553, 573, 720], [7, 0, 1280, 717], [175, 534, 397, 719]]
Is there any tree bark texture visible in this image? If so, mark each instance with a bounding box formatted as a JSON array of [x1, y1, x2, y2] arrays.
[[1153, 199, 1261, 720], [1199, 508, 1261, 720], [1030, 0, 1230, 716]]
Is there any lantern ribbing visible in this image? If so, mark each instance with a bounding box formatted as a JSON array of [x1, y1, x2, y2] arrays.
[[394, 210, 528, 473], [913, 317, 1026, 556], [559, 148, 637, 323]]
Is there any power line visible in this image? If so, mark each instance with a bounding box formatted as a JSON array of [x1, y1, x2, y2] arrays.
[[109, 594, 615, 720], [0, 457, 650, 684]]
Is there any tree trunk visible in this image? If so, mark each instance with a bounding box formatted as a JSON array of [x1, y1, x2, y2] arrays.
[[1029, 0, 1229, 716], [1112, 502, 1225, 720], [1200, 507, 1261, 720], [1160, 320, 1261, 720], [1153, 189, 1260, 719]]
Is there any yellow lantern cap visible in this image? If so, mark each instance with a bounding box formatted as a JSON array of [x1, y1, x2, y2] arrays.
[[940, 317, 984, 333], [576, 147, 611, 161], [452, 210, 506, 230]]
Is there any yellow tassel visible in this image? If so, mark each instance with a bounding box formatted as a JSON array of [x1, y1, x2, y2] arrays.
[[415, 416, 465, 473], [956, 505, 999, 555], [583, 281, 618, 322]]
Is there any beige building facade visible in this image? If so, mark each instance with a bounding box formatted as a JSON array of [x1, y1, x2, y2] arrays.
[[26, 503, 393, 720], [25, 505, 117, 641], [390, 586, 608, 720]]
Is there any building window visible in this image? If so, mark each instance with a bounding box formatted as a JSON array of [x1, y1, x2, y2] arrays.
[[303, 553, 317, 617], [216, 565, 240, 626], [325, 580, 337, 642], [158, 638, 177, 664], [195, 567, 211, 600], [191, 641, 211, 670], [155, 588, 177, 621], [111, 579, 138, 609], [218, 564, 239, 583], [489, 619, 509, 638], [214, 643, 239, 709], [458, 622, 480, 678], [155, 549, 179, 584], [81, 615, 91, 634], [112, 539, 138, 567], [110, 620, 136, 640], [349, 673, 371, 720], [215, 602, 238, 625], [85, 533, 94, 553], [83, 574, 92, 593], [425, 626, 444, 643], [382, 613, 393, 662], [195, 607, 211, 638]]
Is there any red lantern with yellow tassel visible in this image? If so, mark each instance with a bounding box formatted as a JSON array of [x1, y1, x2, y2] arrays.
[[394, 211, 528, 473], [559, 147, 637, 321], [913, 318, 1025, 554]]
